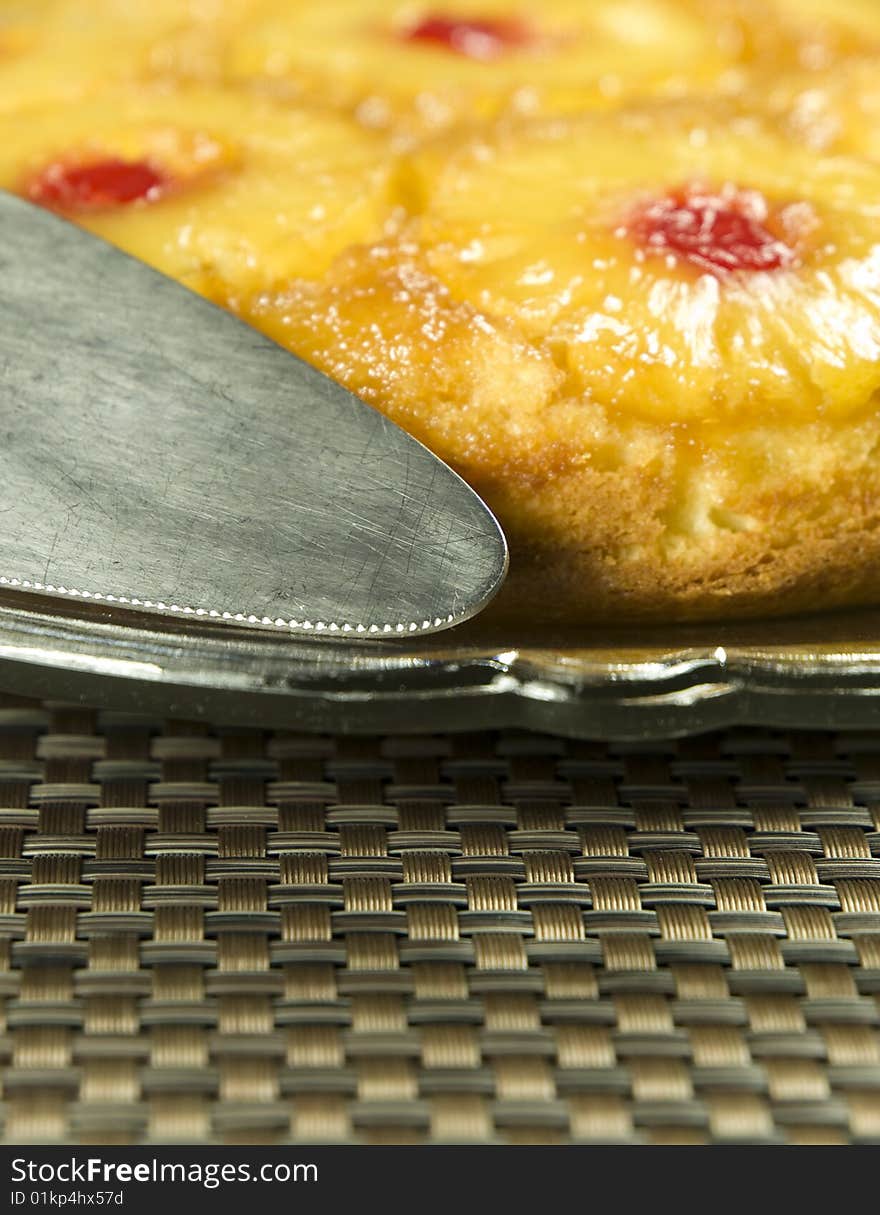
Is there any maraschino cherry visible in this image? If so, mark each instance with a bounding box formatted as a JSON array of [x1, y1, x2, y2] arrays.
[[403, 13, 530, 60], [631, 185, 796, 275], [28, 157, 167, 212]]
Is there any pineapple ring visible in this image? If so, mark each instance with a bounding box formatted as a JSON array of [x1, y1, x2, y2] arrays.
[[760, 56, 880, 162], [0, 0, 257, 112], [762, 0, 880, 64], [408, 107, 880, 424], [694, 0, 880, 71], [216, 0, 747, 138], [0, 86, 396, 304]]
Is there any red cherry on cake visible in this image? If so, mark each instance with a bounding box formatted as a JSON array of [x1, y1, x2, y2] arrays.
[[630, 185, 797, 275], [28, 157, 167, 212], [402, 13, 531, 60]]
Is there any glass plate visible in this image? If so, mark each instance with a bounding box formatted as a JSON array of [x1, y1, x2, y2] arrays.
[[2, 586, 880, 738]]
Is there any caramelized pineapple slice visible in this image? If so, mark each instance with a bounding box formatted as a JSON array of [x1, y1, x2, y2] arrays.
[[0, 0, 261, 111], [0, 86, 396, 303], [681, 0, 880, 72], [221, 0, 747, 137], [759, 56, 880, 161], [407, 107, 880, 425], [765, 0, 880, 64]]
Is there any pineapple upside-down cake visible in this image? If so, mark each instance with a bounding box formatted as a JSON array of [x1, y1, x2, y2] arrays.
[[4, 0, 880, 623]]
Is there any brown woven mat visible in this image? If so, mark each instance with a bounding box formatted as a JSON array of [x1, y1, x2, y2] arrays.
[[3, 693, 880, 1144]]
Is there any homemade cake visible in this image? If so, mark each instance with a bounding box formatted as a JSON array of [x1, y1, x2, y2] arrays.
[[3, 0, 880, 622]]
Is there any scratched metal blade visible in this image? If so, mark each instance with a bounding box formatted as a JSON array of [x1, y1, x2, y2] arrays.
[[0, 193, 507, 636]]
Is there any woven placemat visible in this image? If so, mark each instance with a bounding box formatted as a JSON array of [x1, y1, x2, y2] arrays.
[[2, 693, 880, 1144]]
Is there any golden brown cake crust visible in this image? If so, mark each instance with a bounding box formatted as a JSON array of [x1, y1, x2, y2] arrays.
[[473, 409, 880, 624], [495, 455, 880, 625]]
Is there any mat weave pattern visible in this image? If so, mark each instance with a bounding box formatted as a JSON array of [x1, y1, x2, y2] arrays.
[[3, 697, 880, 1144]]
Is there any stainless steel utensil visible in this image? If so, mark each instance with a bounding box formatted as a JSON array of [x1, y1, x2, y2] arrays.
[[0, 192, 507, 638]]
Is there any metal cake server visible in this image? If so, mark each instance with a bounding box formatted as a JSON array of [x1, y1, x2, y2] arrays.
[[0, 192, 507, 637]]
